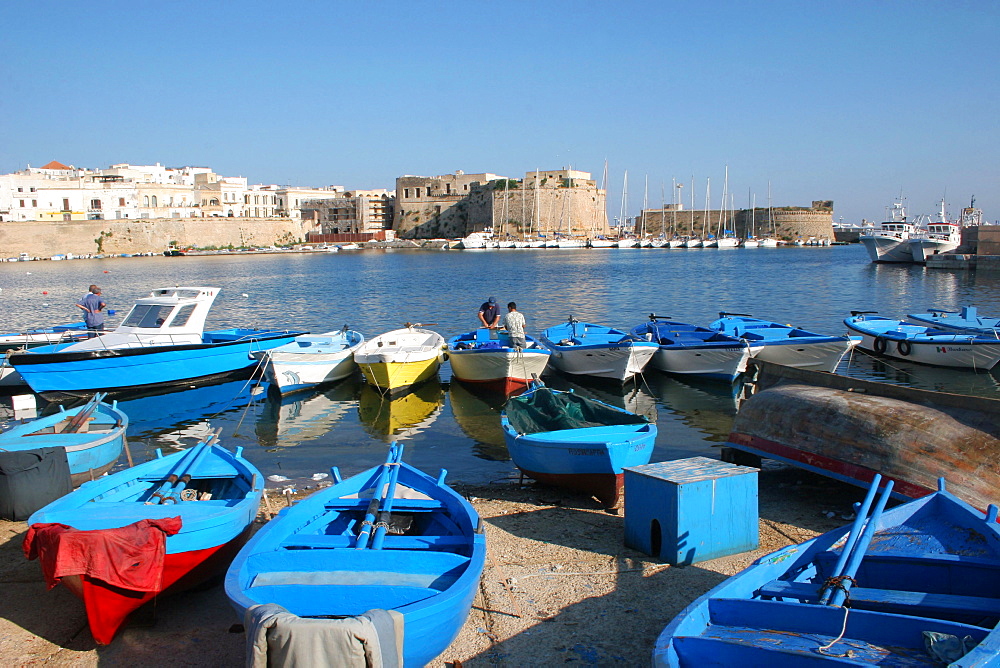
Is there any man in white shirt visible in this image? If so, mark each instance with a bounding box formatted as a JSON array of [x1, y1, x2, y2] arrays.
[[501, 302, 526, 349]]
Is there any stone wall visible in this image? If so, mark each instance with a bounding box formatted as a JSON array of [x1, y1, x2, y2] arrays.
[[643, 206, 834, 240], [0, 217, 320, 257]]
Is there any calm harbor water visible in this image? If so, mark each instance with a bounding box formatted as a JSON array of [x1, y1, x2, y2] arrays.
[[2, 246, 998, 488]]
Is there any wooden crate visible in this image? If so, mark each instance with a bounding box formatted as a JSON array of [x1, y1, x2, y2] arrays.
[[624, 456, 759, 565]]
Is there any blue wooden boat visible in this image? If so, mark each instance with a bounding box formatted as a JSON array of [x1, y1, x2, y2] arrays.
[[256, 328, 364, 394], [224, 443, 486, 667], [9, 287, 306, 396], [26, 436, 263, 644], [845, 311, 1000, 370], [539, 317, 659, 382], [0, 392, 127, 485], [907, 305, 1000, 336], [501, 382, 656, 508], [630, 314, 750, 382], [654, 475, 1000, 667], [709, 312, 858, 372]]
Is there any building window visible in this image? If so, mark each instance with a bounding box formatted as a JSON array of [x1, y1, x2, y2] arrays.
[[446, 183, 451, 194], [17, 187, 23, 192], [144, 196, 150, 206], [30, 187, 35, 192], [416, 188, 422, 198], [119, 197, 125, 206], [32, 199, 37, 207], [151, 195, 157, 207], [404, 189, 410, 198], [19, 200, 24, 207], [90, 199, 101, 210], [62, 198, 70, 211]]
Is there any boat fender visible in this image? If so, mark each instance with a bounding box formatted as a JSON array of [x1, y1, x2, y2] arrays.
[[897, 340, 912, 356], [873, 337, 888, 354]]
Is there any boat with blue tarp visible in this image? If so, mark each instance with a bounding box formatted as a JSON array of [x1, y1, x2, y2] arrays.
[[630, 314, 750, 382]]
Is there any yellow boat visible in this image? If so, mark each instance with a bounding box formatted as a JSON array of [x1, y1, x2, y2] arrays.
[[353, 325, 445, 395], [358, 381, 443, 440]]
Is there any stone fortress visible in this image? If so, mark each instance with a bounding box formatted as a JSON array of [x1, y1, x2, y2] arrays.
[[0, 161, 835, 255]]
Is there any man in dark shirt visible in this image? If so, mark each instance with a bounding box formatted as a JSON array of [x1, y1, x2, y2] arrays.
[[478, 296, 500, 329], [77, 285, 107, 335]]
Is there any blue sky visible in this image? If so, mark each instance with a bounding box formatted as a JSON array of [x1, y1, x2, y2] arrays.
[[3, 1, 997, 225]]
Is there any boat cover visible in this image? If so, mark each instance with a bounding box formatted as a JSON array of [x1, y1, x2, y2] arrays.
[[505, 387, 648, 435], [0, 447, 72, 521], [23, 517, 182, 591], [245, 603, 403, 668]]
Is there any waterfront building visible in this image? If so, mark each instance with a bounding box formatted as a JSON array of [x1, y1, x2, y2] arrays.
[[302, 188, 394, 234], [394, 169, 608, 240]]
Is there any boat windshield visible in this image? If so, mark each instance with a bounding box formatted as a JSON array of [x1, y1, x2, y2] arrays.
[[121, 304, 172, 328]]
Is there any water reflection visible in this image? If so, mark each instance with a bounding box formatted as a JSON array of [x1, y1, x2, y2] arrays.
[[358, 379, 444, 441], [255, 378, 359, 449], [447, 379, 509, 462], [840, 347, 1000, 396], [640, 371, 741, 444]]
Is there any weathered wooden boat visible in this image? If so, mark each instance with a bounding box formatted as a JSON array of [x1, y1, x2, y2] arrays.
[[709, 312, 859, 372], [447, 328, 550, 394], [9, 287, 306, 396], [0, 322, 89, 352], [654, 475, 1000, 667], [500, 382, 656, 508], [631, 314, 750, 382], [0, 392, 127, 485], [224, 443, 486, 667], [25, 435, 263, 644], [907, 305, 1000, 336], [539, 318, 658, 382], [845, 311, 1000, 370], [724, 360, 1000, 511], [256, 328, 364, 394], [353, 324, 445, 395]]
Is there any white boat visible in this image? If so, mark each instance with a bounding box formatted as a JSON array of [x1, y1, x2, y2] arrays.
[[353, 324, 445, 395], [553, 237, 586, 248], [258, 329, 364, 394], [455, 232, 491, 250], [684, 237, 703, 248], [908, 198, 969, 262], [742, 238, 760, 248], [589, 238, 616, 248], [667, 237, 686, 248], [539, 319, 658, 382], [338, 243, 361, 250], [617, 237, 640, 248], [758, 237, 779, 247], [716, 236, 739, 248], [447, 329, 551, 394], [845, 312, 1000, 370], [859, 198, 921, 263]]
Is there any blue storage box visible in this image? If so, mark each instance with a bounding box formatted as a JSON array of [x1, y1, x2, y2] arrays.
[[624, 456, 759, 565]]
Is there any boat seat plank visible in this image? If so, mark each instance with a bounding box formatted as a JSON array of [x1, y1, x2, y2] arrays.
[[280, 534, 469, 550], [758, 580, 1000, 617], [243, 584, 438, 616], [672, 633, 932, 666], [250, 568, 461, 591], [322, 498, 445, 512]]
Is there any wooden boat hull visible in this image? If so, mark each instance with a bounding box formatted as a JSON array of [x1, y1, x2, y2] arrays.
[[357, 356, 441, 394], [354, 327, 445, 395], [654, 482, 1000, 666], [27, 442, 263, 645], [224, 448, 486, 666], [725, 361, 1000, 510]]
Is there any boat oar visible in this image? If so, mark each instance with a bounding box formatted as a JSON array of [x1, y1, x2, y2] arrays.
[[818, 474, 882, 605], [60, 392, 105, 434], [355, 444, 401, 550], [828, 479, 894, 608], [160, 430, 221, 504], [145, 443, 205, 504], [371, 443, 406, 550]]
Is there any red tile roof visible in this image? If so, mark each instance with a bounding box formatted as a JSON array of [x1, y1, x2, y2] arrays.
[[41, 160, 71, 170]]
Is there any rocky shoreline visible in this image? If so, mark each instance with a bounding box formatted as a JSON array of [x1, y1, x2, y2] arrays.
[[0, 465, 862, 666]]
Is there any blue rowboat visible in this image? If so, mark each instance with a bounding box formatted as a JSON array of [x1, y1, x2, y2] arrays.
[[539, 317, 659, 382], [256, 328, 364, 395], [630, 314, 750, 382], [907, 305, 1000, 336], [26, 436, 263, 644], [9, 287, 306, 396], [709, 312, 858, 372], [845, 311, 1000, 370], [654, 476, 1000, 667], [224, 443, 485, 667], [501, 383, 656, 508], [447, 328, 551, 394], [0, 392, 127, 485]]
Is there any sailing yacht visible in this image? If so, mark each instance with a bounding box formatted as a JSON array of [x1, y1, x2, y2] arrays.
[[859, 198, 921, 263]]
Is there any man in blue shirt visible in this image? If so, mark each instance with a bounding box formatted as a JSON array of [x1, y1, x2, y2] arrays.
[[77, 285, 107, 335], [478, 296, 500, 329]]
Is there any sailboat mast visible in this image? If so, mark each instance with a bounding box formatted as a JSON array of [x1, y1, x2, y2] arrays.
[[703, 178, 710, 238], [620, 170, 629, 236]]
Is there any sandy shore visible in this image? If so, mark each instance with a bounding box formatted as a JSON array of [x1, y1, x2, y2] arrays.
[[0, 464, 863, 666]]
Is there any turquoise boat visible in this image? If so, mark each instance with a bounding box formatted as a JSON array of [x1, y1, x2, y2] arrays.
[[224, 443, 486, 666], [907, 306, 1000, 336]]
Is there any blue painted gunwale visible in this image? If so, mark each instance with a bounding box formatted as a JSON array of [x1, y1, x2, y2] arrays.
[[500, 386, 656, 476], [653, 479, 1000, 667], [28, 442, 264, 555], [10, 328, 306, 394], [709, 313, 852, 347], [224, 445, 486, 667], [844, 315, 1000, 345], [539, 320, 659, 353], [906, 306, 1000, 336], [0, 395, 127, 480], [630, 319, 750, 382]]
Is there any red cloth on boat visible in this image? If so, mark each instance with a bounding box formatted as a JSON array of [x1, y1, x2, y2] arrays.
[[23, 517, 183, 592]]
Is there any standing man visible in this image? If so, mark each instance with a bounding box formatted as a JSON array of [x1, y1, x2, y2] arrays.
[[501, 301, 527, 350], [478, 296, 501, 329], [77, 285, 107, 336]]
